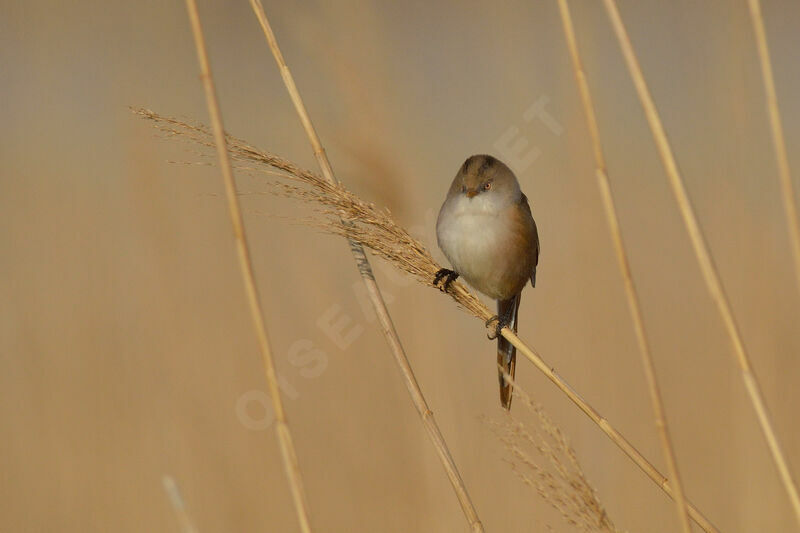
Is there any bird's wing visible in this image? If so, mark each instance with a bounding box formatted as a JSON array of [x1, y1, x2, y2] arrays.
[[519, 193, 539, 287]]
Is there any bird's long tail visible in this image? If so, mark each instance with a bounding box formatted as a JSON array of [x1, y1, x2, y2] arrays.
[[497, 294, 521, 410]]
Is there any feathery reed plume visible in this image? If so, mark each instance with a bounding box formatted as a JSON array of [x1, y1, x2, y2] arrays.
[[181, 2, 313, 532], [135, 109, 489, 316], [746, 0, 800, 295], [244, 6, 484, 529], [602, 0, 800, 524], [486, 376, 620, 533], [556, 1, 691, 531], [131, 108, 719, 531], [162, 475, 200, 533]]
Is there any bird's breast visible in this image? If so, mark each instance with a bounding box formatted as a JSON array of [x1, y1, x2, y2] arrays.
[[437, 205, 531, 300]]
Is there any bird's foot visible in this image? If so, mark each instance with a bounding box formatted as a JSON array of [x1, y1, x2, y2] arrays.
[[485, 315, 510, 340], [433, 268, 459, 293]]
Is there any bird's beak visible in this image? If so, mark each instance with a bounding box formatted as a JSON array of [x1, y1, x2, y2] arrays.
[[465, 189, 478, 198]]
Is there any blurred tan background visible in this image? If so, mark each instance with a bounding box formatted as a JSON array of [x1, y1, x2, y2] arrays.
[[2, 0, 800, 531]]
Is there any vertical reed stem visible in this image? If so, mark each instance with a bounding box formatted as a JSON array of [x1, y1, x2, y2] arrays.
[[246, 2, 484, 530], [184, 2, 313, 531], [602, 0, 800, 525], [746, 0, 800, 296], [556, 1, 692, 531]]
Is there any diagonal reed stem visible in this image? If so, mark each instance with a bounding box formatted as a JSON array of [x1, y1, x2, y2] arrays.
[[602, 0, 800, 525], [499, 329, 719, 533], [555, 1, 692, 531], [746, 0, 800, 296], [245, 1, 484, 531], [183, 2, 313, 532]]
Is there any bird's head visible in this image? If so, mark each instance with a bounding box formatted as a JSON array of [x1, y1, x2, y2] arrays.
[[452, 154, 521, 203]]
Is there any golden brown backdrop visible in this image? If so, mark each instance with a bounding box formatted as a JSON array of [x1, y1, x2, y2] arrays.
[[2, 0, 799, 531]]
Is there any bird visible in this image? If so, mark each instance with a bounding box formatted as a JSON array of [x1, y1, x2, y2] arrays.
[[435, 154, 539, 410]]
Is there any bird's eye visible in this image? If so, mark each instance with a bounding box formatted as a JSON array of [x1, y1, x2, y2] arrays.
[[483, 182, 492, 191], [461, 185, 467, 193]]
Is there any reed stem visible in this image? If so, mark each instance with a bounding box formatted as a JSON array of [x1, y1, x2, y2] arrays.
[[556, 1, 692, 531], [184, 2, 313, 531], [746, 0, 800, 297], [602, 0, 800, 525], [246, 2, 483, 530]]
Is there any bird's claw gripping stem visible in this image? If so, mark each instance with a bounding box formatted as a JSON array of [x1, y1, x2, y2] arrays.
[[433, 268, 459, 293], [485, 315, 510, 340]]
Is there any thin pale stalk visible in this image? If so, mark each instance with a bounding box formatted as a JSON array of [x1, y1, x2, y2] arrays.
[[556, 1, 692, 531], [245, 1, 483, 530], [162, 476, 200, 533], [183, 2, 313, 532], [602, 0, 800, 525], [746, 0, 800, 295]]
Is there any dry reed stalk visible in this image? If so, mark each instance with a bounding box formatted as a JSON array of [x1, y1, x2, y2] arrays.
[[490, 366, 620, 533], [182, 2, 313, 532], [746, 0, 800, 295], [602, 0, 800, 525], [555, 1, 692, 531], [162, 475, 200, 533], [131, 108, 719, 532], [245, 2, 484, 531]]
